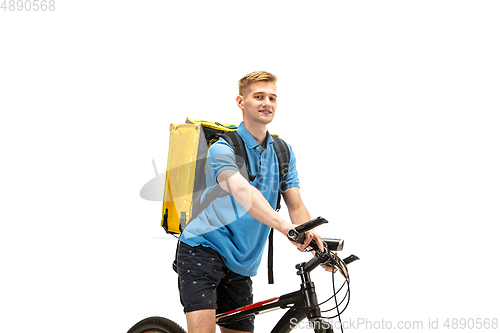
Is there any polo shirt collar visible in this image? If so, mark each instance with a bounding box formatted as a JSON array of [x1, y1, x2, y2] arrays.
[[236, 122, 274, 149]]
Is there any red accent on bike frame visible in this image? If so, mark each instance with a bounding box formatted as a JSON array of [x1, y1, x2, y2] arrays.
[[216, 297, 280, 319]]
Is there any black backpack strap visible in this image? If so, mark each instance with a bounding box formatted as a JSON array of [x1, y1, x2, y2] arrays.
[[267, 228, 274, 283], [190, 131, 250, 220], [267, 136, 291, 284], [189, 131, 253, 224], [219, 131, 256, 182], [271, 136, 291, 211], [190, 184, 229, 222]]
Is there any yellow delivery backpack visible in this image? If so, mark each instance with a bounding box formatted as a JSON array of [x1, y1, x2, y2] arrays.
[[161, 117, 291, 235], [161, 117, 291, 283], [161, 118, 236, 234]]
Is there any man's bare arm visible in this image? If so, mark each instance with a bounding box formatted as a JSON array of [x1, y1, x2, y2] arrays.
[[283, 187, 324, 252], [217, 170, 323, 251], [217, 169, 293, 236]]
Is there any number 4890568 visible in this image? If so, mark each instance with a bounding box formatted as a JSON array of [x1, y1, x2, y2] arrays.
[[1, 0, 56, 11]]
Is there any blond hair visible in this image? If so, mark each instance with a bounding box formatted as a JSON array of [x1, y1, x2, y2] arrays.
[[238, 71, 277, 97]]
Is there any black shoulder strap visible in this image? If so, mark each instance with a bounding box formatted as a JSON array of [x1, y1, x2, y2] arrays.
[[219, 131, 256, 182], [222, 132, 291, 209], [267, 136, 291, 284], [271, 136, 291, 211], [189, 131, 251, 223]]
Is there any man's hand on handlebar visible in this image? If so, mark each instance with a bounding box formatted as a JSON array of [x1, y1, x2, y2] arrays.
[[282, 217, 358, 275], [297, 229, 324, 252], [295, 231, 335, 273], [281, 224, 325, 253]]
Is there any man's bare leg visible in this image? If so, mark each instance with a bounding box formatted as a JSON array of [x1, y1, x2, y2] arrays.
[[185, 310, 251, 333], [186, 309, 216, 333]]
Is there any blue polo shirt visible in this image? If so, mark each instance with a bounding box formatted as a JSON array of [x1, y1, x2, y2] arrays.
[[179, 123, 300, 276]]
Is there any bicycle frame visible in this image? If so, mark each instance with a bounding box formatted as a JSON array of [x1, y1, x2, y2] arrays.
[[216, 253, 336, 333], [127, 218, 357, 333]]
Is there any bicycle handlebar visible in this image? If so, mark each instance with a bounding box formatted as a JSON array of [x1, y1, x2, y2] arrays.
[[287, 216, 345, 254], [287, 216, 328, 244]]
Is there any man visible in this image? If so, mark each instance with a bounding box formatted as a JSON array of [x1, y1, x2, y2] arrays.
[[177, 71, 323, 333]]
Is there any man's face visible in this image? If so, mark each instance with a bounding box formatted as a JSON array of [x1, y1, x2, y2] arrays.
[[237, 81, 277, 126]]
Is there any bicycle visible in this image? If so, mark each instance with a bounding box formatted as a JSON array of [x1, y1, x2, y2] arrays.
[[127, 217, 359, 333]]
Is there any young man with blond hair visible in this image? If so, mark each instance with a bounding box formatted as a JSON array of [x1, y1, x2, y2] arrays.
[[176, 71, 323, 333]]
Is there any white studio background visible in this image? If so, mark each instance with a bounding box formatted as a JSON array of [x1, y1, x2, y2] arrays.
[[1, 1, 499, 332]]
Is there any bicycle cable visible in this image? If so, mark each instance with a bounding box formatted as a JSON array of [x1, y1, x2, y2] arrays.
[[332, 258, 344, 333], [321, 279, 351, 319], [320, 256, 352, 318], [318, 254, 349, 307]]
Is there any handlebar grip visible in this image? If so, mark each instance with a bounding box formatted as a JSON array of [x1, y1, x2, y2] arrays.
[[293, 232, 307, 244], [287, 217, 328, 243]]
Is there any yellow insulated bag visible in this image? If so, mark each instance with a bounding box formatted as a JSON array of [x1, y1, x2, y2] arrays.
[[161, 117, 290, 235], [161, 118, 237, 234], [161, 117, 291, 283]]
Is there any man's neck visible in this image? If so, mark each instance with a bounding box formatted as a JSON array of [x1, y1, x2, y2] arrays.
[[242, 120, 268, 147]]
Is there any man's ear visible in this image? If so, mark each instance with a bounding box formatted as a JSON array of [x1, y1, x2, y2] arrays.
[[236, 95, 244, 110]]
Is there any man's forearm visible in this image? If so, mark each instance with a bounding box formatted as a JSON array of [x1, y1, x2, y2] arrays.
[[232, 183, 291, 235], [282, 187, 311, 225], [218, 169, 293, 235], [288, 205, 311, 226]]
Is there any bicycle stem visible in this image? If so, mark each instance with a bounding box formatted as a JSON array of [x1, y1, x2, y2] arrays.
[[296, 251, 329, 273], [295, 257, 325, 321]]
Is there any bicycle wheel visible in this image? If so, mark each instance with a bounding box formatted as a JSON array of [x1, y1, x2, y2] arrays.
[[127, 316, 187, 333]]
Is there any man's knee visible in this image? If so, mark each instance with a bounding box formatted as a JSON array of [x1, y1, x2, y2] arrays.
[[186, 309, 216, 333]]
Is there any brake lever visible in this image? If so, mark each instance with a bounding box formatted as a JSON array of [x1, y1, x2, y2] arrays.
[[321, 253, 360, 278]]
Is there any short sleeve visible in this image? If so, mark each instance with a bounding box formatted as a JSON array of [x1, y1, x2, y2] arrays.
[[207, 139, 240, 183]]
